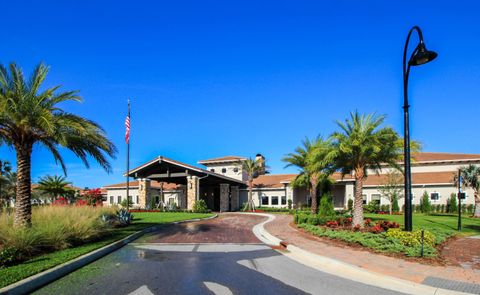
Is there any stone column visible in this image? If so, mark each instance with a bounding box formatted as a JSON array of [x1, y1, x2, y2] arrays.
[[177, 185, 187, 209], [187, 176, 199, 210], [220, 183, 230, 212], [138, 179, 151, 208], [230, 186, 239, 211]]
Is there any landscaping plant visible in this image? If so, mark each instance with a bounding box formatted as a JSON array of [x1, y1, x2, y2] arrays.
[[319, 193, 335, 217], [192, 199, 210, 213], [419, 191, 432, 214]]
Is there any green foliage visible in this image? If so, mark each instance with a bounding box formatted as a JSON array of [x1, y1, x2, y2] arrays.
[[120, 198, 134, 208], [287, 199, 292, 210], [319, 193, 335, 217], [363, 200, 380, 213], [0, 247, 20, 267], [447, 194, 458, 213], [192, 199, 210, 213], [297, 223, 437, 257], [347, 199, 353, 212], [294, 212, 335, 226], [419, 191, 432, 214], [116, 208, 133, 226], [392, 195, 400, 213], [467, 204, 475, 214], [36, 175, 73, 201], [385, 228, 436, 247]]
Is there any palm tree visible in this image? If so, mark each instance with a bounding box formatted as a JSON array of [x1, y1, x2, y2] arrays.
[[0, 63, 116, 227], [242, 157, 265, 211], [457, 165, 480, 217], [283, 136, 333, 214], [327, 111, 402, 227], [36, 175, 73, 203]]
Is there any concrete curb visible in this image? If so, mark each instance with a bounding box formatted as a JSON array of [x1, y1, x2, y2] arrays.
[[0, 214, 218, 295], [248, 212, 474, 295]]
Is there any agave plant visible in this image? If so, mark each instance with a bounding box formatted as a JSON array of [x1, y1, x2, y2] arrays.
[[116, 208, 133, 226]]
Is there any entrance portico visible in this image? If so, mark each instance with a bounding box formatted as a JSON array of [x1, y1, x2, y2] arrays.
[[127, 156, 246, 212]]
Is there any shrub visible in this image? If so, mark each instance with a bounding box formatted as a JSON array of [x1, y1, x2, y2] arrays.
[[116, 208, 133, 226], [120, 198, 134, 208], [347, 199, 353, 212], [0, 247, 20, 267], [192, 199, 210, 213], [440, 204, 446, 213], [386, 228, 436, 247], [419, 191, 431, 214], [467, 204, 475, 214], [446, 194, 458, 213], [319, 193, 335, 217], [287, 199, 292, 210], [392, 194, 400, 213], [363, 201, 379, 213], [0, 206, 115, 266], [461, 204, 467, 214]]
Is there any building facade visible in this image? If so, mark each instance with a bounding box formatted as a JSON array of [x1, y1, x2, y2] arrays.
[[102, 152, 479, 211]]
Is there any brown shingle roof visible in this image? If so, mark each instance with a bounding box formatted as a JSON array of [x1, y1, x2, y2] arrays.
[[363, 171, 455, 186], [198, 156, 246, 164], [252, 174, 298, 188], [412, 152, 480, 162], [103, 181, 178, 190]]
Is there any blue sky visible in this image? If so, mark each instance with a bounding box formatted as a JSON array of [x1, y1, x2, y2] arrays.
[[1, 1, 479, 188]]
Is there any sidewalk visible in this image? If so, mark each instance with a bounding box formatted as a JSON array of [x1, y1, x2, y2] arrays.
[[264, 214, 480, 286]]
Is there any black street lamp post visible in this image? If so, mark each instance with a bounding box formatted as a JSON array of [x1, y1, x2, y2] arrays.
[[403, 26, 437, 232]]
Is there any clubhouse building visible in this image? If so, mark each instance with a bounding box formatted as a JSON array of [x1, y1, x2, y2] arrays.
[[102, 152, 480, 211]]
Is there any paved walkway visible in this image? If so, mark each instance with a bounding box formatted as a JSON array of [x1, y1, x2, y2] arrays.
[[265, 214, 480, 285]]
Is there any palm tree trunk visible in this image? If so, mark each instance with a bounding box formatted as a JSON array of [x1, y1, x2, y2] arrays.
[[248, 179, 254, 211], [353, 168, 365, 227], [310, 184, 318, 214], [13, 144, 33, 227], [474, 193, 480, 218]]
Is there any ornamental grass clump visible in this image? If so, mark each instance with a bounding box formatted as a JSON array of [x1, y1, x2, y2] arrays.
[[0, 206, 116, 266]]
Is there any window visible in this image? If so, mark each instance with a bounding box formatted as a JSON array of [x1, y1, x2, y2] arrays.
[[136, 196, 139, 204], [117, 196, 121, 204], [155, 196, 160, 203], [371, 194, 381, 205], [168, 198, 175, 205], [210, 168, 215, 172], [362, 194, 367, 205], [109, 196, 114, 204], [261, 196, 269, 206], [233, 167, 239, 172], [271, 196, 279, 205], [281, 196, 287, 205], [222, 168, 227, 173], [430, 192, 440, 201]]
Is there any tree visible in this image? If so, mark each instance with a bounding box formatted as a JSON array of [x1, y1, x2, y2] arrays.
[[447, 193, 458, 214], [456, 164, 480, 217], [419, 191, 432, 214], [242, 157, 266, 211], [319, 193, 335, 217], [326, 111, 403, 227], [0, 63, 117, 227], [282, 136, 333, 214], [378, 170, 403, 214], [36, 175, 73, 203]]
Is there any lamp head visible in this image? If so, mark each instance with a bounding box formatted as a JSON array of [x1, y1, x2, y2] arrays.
[[409, 42, 438, 66]]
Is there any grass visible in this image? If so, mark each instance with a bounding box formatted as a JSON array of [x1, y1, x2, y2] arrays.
[[364, 213, 480, 236], [0, 211, 213, 288]]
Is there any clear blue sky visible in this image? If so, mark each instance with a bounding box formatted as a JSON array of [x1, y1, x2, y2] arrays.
[[1, 1, 479, 188]]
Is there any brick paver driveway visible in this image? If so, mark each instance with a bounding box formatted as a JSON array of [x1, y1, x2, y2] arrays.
[[137, 213, 266, 244]]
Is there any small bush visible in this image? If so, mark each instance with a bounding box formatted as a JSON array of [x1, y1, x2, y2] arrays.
[[392, 195, 400, 213], [319, 194, 335, 217], [467, 204, 474, 214], [386, 228, 436, 247], [0, 247, 20, 267], [419, 191, 431, 214], [192, 200, 210, 213], [347, 199, 353, 212], [446, 194, 458, 213], [287, 199, 292, 210]]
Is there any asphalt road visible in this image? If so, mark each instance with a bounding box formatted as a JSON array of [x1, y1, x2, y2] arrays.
[[33, 215, 405, 295]]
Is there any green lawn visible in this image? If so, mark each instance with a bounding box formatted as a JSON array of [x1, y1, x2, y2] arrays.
[[0, 212, 214, 289], [364, 213, 480, 236]]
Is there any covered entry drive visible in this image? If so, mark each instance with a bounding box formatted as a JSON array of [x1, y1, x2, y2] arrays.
[[127, 156, 246, 212]]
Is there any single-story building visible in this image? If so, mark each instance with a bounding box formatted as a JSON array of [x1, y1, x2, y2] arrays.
[[102, 152, 480, 211]]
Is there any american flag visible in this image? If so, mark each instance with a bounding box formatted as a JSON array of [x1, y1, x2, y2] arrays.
[[125, 114, 131, 144]]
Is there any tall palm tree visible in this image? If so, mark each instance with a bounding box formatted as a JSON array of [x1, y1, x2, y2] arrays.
[[36, 175, 73, 203], [0, 63, 116, 227], [242, 157, 265, 211], [457, 164, 480, 217], [283, 136, 333, 214], [326, 111, 402, 227]]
